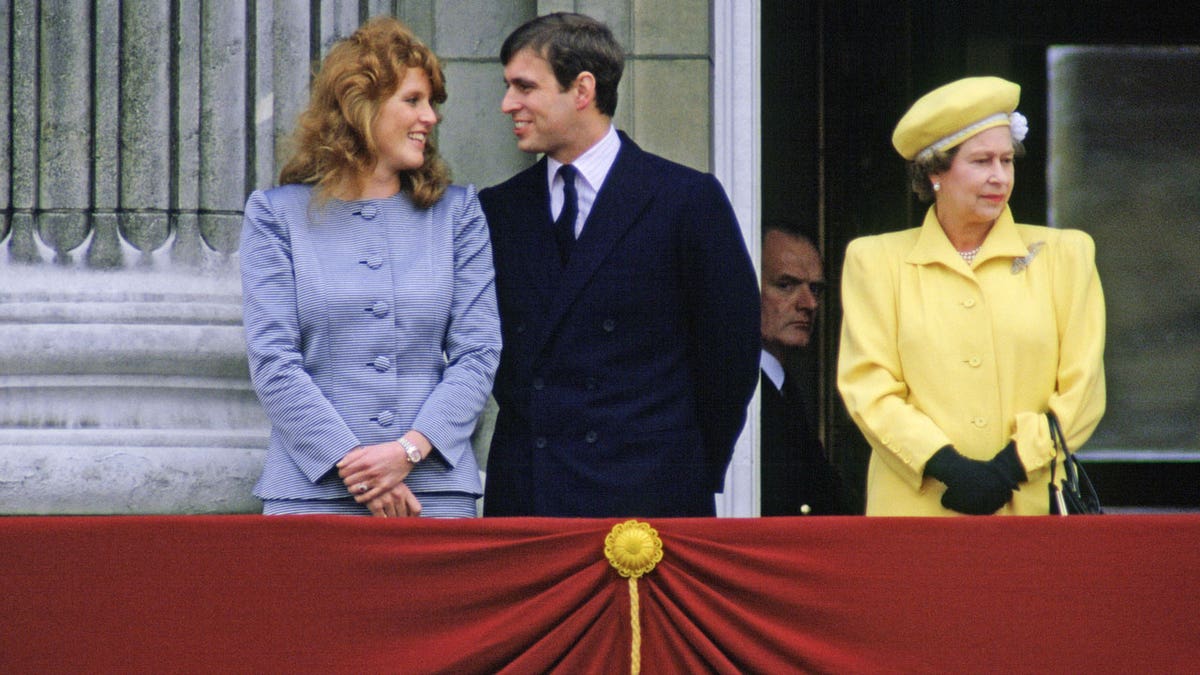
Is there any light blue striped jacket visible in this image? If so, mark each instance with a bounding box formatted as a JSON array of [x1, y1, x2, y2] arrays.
[[240, 183, 500, 500]]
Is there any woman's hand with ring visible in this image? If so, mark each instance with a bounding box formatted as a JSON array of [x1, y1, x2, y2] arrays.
[[366, 483, 423, 518], [337, 432, 433, 503]]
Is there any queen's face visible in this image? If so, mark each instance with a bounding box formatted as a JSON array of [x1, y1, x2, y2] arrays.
[[929, 125, 1015, 229]]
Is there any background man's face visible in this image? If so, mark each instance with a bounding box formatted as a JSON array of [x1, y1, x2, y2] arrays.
[[761, 231, 824, 358]]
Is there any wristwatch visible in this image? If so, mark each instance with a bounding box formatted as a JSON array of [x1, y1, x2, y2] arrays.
[[398, 436, 422, 464]]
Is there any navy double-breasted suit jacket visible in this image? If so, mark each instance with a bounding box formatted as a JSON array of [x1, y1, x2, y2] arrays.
[[479, 132, 760, 517]]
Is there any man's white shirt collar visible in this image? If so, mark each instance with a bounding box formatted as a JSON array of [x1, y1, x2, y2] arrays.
[[546, 124, 620, 195], [760, 350, 785, 391], [545, 126, 620, 237]]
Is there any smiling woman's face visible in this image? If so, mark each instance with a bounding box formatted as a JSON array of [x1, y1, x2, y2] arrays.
[[370, 68, 438, 179]]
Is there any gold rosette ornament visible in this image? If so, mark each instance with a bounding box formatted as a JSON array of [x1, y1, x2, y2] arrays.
[[605, 520, 663, 675]]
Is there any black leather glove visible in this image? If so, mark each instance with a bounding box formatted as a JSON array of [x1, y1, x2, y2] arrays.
[[988, 441, 1027, 486], [924, 445, 1016, 515]]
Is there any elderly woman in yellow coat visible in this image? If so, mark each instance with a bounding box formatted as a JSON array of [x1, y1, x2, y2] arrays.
[[837, 77, 1106, 516]]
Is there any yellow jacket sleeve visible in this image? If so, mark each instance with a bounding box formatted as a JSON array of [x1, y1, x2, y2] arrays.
[[1011, 229, 1106, 470], [837, 234, 951, 491]]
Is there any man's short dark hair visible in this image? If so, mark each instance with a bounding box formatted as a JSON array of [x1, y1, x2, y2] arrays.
[[501, 12, 624, 117], [762, 220, 818, 248]]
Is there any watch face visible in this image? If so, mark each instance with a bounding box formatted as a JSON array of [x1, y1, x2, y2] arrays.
[[407, 448, 422, 463]]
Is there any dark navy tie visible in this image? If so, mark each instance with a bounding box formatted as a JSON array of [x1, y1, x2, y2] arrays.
[[554, 165, 578, 264]]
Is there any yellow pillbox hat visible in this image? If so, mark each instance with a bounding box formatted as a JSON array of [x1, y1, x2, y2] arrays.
[[892, 76, 1022, 160]]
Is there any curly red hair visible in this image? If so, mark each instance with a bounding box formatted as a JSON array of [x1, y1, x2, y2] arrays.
[[279, 16, 450, 208]]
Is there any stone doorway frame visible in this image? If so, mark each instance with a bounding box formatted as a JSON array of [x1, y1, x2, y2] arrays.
[[713, 0, 760, 516]]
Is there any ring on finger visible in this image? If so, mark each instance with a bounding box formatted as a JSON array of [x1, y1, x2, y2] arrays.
[[354, 482, 370, 494]]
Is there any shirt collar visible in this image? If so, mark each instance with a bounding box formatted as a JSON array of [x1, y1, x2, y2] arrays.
[[546, 125, 620, 193], [760, 350, 785, 391]]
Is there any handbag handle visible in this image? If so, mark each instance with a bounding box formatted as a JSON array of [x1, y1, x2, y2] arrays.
[[1046, 411, 1070, 516], [1046, 410, 1103, 515]]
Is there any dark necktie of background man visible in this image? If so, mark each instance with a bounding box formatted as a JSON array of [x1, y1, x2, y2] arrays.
[[555, 165, 578, 264]]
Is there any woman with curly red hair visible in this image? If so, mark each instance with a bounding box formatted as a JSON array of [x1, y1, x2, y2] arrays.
[[240, 16, 500, 517]]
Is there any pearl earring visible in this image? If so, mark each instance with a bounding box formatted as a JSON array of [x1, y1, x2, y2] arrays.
[[932, 181, 941, 192]]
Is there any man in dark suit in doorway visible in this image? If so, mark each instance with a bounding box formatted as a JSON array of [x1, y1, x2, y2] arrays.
[[759, 223, 852, 515], [479, 12, 760, 517]]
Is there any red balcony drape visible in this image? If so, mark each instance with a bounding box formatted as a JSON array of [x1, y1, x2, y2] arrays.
[[2, 515, 1198, 673]]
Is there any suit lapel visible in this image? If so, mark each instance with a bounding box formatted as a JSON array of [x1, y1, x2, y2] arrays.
[[502, 159, 561, 308], [529, 134, 656, 355]]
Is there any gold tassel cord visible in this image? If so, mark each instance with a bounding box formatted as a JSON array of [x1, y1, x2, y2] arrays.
[[628, 577, 641, 674], [604, 520, 664, 675]]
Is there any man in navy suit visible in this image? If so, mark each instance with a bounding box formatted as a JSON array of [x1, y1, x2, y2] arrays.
[[479, 12, 760, 517]]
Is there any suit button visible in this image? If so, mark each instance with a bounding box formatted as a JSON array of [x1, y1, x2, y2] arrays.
[[585, 431, 598, 443], [535, 437, 547, 448], [967, 356, 981, 367], [532, 377, 545, 390], [602, 318, 615, 332], [963, 298, 977, 308], [371, 356, 392, 372], [374, 410, 395, 427], [972, 417, 987, 428], [585, 377, 597, 390]]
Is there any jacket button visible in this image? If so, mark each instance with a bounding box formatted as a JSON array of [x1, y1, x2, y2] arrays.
[[515, 322, 526, 334], [532, 377, 545, 390], [359, 255, 382, 269], [359, 204, 377, 220], [968, 356, 981, 367], [602, 318, 615, 332], [371, 356, 391, 372], [374, 410, 395, 426], [534, 437, 547, 448], [585, 377, 597, 391], [370, 301, 389, 318], [972, 417, 987, 428], [585, 431, 598, 443], [963, 298, 977, 308]]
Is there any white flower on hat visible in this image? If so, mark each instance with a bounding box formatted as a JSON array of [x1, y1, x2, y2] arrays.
[[1009, 111, 1028, 143]]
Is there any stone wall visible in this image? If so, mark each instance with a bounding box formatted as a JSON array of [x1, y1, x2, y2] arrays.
[[0, 0, 721, 513]]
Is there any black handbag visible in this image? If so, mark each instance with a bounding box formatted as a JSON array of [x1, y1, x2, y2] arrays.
[[1047, 411, 1103, 515]]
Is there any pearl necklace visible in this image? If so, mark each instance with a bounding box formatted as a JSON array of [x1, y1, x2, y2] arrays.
[[959, 246, 982, 263]]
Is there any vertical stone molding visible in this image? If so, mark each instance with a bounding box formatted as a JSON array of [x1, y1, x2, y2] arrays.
[[712, 0, 760, 517], [1, 2, 276, 513]]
